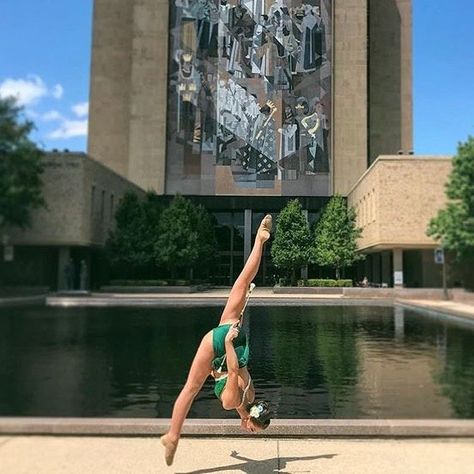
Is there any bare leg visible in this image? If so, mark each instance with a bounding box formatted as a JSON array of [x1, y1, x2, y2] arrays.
[[161, 333, 213, 466], [220, 215, 272, 324]]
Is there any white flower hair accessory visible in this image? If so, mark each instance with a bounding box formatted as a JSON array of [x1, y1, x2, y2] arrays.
[[249, 403, 264, 419]]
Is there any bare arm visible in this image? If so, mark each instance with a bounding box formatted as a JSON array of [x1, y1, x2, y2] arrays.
[[224, 323, 240, 375], [220, 324, 243, 410]]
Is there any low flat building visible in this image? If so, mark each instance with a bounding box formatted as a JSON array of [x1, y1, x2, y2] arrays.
[[0, 152, 144, 291], [347, 155, 460, 288]]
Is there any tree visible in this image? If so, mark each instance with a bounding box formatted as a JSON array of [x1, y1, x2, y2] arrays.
[[106, 191, 161, 277], [312, 195, 363, 279], [192, 204, 217, 272], [271, 199, 311, 285], [428, 136, 474, 259], [154, 194, 202, 279], [0, 97, 44, 228]]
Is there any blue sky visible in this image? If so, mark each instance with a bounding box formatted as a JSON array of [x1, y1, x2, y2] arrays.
[[0, 0, 473, 155]]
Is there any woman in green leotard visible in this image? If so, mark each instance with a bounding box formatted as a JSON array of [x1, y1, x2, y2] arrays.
[[160, 215, 273, 466]]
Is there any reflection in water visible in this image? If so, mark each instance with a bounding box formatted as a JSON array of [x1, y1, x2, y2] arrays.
[[0, 305, 473, 418], [394, 306, 405, 341], [436, 328, 474, 418]]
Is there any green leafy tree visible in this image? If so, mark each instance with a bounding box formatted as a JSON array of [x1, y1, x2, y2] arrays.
[[192, 204, 217, 272], [428, 136, 474, 258], [154, 194, 203, 279], [271, 199, 311, 285], [312, 195, 363, 279], [0, 97, 44, 228], [106, 191, 161, 277]]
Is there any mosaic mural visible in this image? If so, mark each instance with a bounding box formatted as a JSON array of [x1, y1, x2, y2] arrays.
[[167, 0, 332, 194]]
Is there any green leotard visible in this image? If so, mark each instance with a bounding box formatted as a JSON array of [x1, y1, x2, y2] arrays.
[[212, 324, 249, 399]]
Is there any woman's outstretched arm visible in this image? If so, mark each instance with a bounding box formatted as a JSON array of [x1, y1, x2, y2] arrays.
[[220, 323, 243, 410]]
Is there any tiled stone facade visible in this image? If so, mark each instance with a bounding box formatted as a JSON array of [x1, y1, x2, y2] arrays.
[[332, 0, 368, 195], [368, 0, 413, 164], [5, 153, 145, 247], [88, 0, 168, 193], [348, 156, 452, 252], [88, 0, 134, 180]]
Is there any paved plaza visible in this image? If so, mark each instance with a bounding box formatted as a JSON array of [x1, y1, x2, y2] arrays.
[[1, 436, 473, 474]]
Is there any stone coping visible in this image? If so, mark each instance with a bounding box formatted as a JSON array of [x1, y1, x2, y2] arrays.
[[46, 295, 393, 307], [1, 418, 473, 437], [396, 301, 474, 326], [0, 295, 46, 308]]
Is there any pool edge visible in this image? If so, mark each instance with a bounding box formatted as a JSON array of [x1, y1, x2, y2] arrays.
[[1, 418, 473, 437]]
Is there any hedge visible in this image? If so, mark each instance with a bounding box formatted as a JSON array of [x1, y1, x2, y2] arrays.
[[296, 279, 353, 287]]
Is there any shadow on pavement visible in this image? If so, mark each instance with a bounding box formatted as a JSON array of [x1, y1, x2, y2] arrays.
[[176, 450, 338, 473]]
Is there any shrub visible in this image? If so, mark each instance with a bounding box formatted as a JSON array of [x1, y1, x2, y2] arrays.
[[307, 279, 337, 287], [305, 279, 353, 287], [172, 279, 189, 286]]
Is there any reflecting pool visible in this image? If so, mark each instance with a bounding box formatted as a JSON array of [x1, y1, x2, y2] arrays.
[[0, 305, 473, 418]]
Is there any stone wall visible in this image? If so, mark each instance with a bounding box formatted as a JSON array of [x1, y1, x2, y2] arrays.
[[332, 0, 368, 195], [5, 153, 145, 248], [368, 0, 413, 164], [348, 156, 452, 251], [88, 0, 134, 179], [88, 0, 169, 194]]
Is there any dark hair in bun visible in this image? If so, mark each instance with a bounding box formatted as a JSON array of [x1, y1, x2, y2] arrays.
[[247, 400, 271, 429]]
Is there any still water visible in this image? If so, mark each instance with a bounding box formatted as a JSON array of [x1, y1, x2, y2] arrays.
[[0, 305, 473, 419]]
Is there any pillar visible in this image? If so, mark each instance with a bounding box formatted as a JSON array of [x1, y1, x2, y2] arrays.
[[393, 248, 404, 288], [394, 306, 405, 341], [57, 247, 71, 291], [381, 251, 391, 287]]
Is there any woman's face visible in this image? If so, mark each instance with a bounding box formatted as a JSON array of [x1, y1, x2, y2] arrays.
[[245, 418, 264, 433]]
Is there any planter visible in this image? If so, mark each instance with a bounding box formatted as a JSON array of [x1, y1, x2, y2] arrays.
[[273, 286, 344, 295]]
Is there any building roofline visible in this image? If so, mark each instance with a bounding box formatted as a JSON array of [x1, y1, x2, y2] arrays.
[[347, 154, 453, 196], [44, 151, 145, 195]]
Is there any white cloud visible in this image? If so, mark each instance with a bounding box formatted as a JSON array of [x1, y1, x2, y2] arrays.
[[72, 101, 89, 118], [52, 84, 64, 99], [42, 110, 63, 122], [48, 119, 88, 139], [0, 75, 65, 106], [0, 75, 48, 106]]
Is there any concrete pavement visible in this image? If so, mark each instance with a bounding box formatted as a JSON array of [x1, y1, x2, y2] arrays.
[[0, 436, 473, 473]]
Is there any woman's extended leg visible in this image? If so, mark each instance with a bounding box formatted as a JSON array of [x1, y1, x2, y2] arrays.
[[161, 333, 213, 466], [220, 215, 272, 324]]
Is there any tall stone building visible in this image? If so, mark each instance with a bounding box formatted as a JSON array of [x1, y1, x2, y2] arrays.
[[86, 0, 454, 287], [89, 0, 412, 196]]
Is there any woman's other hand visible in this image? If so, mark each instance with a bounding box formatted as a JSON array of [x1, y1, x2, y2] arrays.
[[225, 322, 240, 343]]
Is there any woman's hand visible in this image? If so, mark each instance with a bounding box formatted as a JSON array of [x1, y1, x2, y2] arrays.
[[225, 322, 240, 343]]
